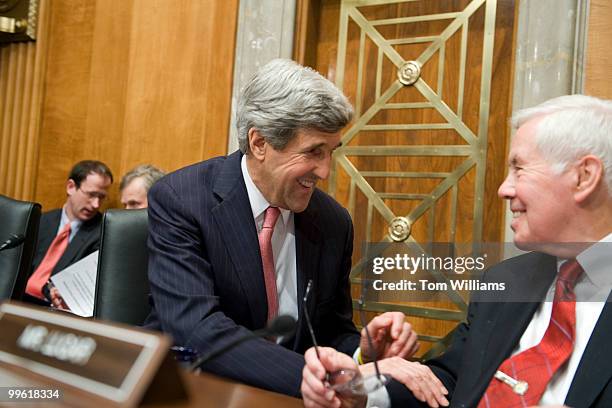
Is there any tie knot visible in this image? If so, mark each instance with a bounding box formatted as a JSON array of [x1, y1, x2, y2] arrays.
[[262, 207, 281, 230], [558, 259, 584, 292], [60, 222, 72, 236]]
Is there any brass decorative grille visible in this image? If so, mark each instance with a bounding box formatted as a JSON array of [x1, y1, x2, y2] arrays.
[[331, 0, 498, 357]]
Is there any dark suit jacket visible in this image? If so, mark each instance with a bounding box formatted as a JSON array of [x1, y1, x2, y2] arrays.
[[25, 209, 103, 304], [387, 251, 612, 407], [31, 209, 103, 275], [144, 151, 360, 397]]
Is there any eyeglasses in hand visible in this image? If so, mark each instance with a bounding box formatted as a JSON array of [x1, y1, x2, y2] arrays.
[[302, 279, 390, 396]]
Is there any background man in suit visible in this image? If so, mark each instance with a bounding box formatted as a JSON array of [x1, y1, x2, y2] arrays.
[[302, 94, 612, 408], [144, 59, 418, 397], [24, 160, 113, 306], [119, 164, 165, 209]]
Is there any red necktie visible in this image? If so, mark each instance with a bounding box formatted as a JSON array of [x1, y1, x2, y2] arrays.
[[258, 207, 281, 322], [478, 260, 584, 407], [25, 223, 72, 299]]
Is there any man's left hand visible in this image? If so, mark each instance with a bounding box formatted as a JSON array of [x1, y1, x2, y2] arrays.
[[359, 312, 418, 362]]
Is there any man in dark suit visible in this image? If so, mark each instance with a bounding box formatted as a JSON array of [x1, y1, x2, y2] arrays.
[[24, 160, 113, 306], [302, 95, 612, 408], [144, 59, 418, 397]]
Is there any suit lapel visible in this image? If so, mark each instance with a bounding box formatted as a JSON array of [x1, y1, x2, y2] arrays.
[[212, 152, 268, 329], [565, 291, 612, 407], [56, 225, 89, 271], [53, 212, 100, 273], [292, 205, 321, 350], [38, 210, 61, 257]]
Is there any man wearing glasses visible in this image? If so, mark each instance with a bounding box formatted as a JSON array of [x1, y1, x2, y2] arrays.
[[24, 160, 113, 307], [144, 59, 418, 397]]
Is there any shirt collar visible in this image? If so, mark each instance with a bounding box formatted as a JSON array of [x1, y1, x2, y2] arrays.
[[557, 232, 612, 289], [60, 205, 83, 239], [240, 155, 291, 226], [575, 232, 612, 288]]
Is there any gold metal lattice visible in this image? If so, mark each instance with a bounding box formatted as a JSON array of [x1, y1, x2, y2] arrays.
[[331, 0, 498, 357]]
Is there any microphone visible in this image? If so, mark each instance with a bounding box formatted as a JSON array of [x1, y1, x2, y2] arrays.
[[0, 234, 25, 252], [189, 315, 296, 371], [262, 315, 296, 337]]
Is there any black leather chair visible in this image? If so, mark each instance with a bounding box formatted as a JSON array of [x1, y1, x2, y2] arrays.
[[0, 194, 41, 301], [93, 209, 151, 325]]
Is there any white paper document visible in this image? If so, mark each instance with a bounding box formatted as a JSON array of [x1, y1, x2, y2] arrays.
[[50, 250, 99, 317]]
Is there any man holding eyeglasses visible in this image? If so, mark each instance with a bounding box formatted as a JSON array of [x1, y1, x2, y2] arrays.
[[24, 160, 113, 307]]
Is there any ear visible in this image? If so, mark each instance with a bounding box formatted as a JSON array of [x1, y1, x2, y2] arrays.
[[248, 128, 267, 161], [66, 179, 77, 196], [574, 155, 604, 203]]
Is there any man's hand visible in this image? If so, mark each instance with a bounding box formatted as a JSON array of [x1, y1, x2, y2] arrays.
[[49, 287, 69, 310], [302, 347, 366, 408], [359, 357, 449, 408], [360, 312, 418, 362]]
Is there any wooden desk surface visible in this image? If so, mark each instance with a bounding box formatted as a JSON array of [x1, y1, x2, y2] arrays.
[[0, 302, 301, 407], [145, 370, 302, 408], [0, 367, 302, 407]]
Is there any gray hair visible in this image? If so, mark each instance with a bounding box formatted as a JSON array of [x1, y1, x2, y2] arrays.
[[236, 59, 353, 154], [512, 94, 612, 193], [119, 164, 166, 192]]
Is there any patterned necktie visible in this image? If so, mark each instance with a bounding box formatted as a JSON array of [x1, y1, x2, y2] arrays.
[[258, 207, 281, 322], [25, 223, 72, 299], [478, 259, 584, 407]]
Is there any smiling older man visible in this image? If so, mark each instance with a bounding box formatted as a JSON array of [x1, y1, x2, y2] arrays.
[[302, 94, 612, 408], [143, 59, 418, 397]]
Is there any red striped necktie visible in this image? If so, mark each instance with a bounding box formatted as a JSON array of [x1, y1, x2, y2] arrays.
[[258, 206, 281, 323], [478, 259, 584, 407], [25, 223, 72, 299]]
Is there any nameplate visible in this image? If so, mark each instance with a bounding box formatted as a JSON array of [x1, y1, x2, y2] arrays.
[[0, 301, 183, 407]]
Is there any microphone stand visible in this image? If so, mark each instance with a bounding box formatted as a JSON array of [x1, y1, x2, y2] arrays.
[[358, 290, 383, 380], [189, 331, 259, 371]]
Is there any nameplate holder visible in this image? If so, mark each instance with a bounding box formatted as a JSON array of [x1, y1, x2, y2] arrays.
[[0, 301, 186, 407]]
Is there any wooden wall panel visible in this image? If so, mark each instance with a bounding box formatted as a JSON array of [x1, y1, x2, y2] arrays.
[[584, 0, 612, 99], [0, 0, 51, 201], [33, 0, 239, 210], [120, 0, 236, 174], [35, 0, 97, 209], [82, 0, 134, 175]]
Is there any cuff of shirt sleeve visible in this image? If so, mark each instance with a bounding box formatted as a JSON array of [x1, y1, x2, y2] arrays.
[[353, 347, 364, 365], [366, 385, 391, 408]]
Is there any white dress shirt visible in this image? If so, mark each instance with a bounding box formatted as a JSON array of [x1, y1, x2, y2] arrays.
[[241, 156, 299, 321]]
